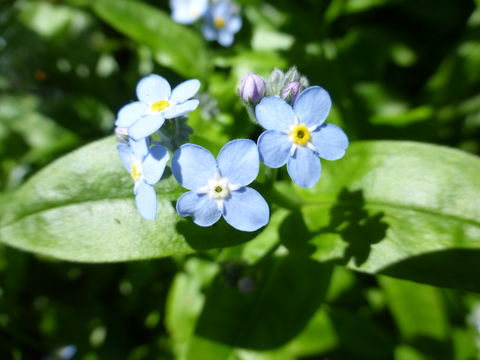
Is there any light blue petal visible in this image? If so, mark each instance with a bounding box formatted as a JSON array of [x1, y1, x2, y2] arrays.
[[117, 144, 133, 172], [172, 144, 218, 190], [293, 86, 331, 127], [172, 8, 196, 24], [218, 31, 234, 47], [115, 102, 147, 128], [287, 146, 321, 188], [212, 0, 231, 17], [257, 130, 291, 168], [217, 139, 259, 186], [170, 79, 200, 103], [226, 15, 242, 33], [135, 182, 157, 220], [202, 23, 217, 40], [163, 99, 199, 119], [128, 113, 165, 141], [143, 145, 169, 185], [129, 137, 149, 159], [311, 123, 349, 160], [171, 0, 207, 23], [223, 187, 269, 232], [176, 191, 222, 226], [136, 74, 171, 104], [255, 97, 296, 131]]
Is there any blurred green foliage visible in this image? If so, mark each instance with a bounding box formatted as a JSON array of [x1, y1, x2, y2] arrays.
[[1, 0, 480, 359]]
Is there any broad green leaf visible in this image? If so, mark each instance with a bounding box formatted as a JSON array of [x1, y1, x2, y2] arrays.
[[88, 0, 209, 79], [281, 141, 480, 292], [193, 255, 332, 349], [0, 137, 265, 262], [379, 276, 448, 341]]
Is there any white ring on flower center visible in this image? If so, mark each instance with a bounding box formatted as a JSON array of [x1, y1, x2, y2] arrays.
[[197, 173, 239, 210]]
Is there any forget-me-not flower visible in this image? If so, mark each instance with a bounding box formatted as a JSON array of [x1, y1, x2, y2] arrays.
[[202, 0, 242, 47], [117, 137, 169, 220], [256, 86, 348, 188], [172, 139, 269, 231], [115, 74, 200, 141], [170, 0, 208, 24]]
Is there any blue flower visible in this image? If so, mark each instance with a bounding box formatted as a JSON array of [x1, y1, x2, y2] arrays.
[[115, 74, 200, 141], [170, 0, 208, 24], [202, 0, 242, 47], [256, 86, 348, 188], [117, 137, 169, 220], [172, 139, 269, 231]]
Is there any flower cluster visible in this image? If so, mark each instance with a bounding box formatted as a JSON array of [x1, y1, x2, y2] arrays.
[[114, 67, 347, 232], [114, 74, 200, 220], [170, 0, 242, 47]]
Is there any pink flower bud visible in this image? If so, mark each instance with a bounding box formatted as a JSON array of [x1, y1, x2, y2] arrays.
[[115, 127, 129, 144], [239, 72, 266, 104], [281, 81, 302, 103]]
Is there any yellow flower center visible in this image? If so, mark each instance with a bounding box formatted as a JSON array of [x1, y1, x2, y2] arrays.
[[214, 17, 226, 28], [150, 100, 170, 112], [290, 124, 311, 146], [131, 163, 142, 181]]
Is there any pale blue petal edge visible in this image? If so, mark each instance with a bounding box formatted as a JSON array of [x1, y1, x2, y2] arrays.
[[310, 123, 349, 161], [117, 144, 133, 172], [176, 191, 222, 226], [255, 97, 296, 131], [223, 187, 269, 232], [143, 145, 169, 185], [135, 181, 157, 220], [136, 74, 171, 104], [115, 102, 147, 128], [170, 79, 200, 103], [128, 113, 165, 141], [257, 130, 291, 168], [293, 86, 332, 128], [172, 143, 218, 191], [217, 139, 259, 186], [287, 146, 321, 188], [163, 99, 199, 119]]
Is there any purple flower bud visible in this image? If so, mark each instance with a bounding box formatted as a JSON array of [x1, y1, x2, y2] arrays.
[[281, 81, 302, 103], [239, 72, 266, 104]]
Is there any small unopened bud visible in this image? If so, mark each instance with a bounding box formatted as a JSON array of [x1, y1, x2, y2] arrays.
[[281, 81, 302, 103], [115, 127, 129, 144], [239, 72, 266, 104]]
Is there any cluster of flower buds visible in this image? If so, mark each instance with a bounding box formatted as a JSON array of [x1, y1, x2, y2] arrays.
[[238, 67, 310, 123], [170, 0, 242, 47]]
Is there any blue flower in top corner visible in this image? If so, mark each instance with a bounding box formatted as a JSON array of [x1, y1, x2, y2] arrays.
[[170, 0, 208, 24], [172, 139, 269, 232], [115, 74, 200, 141], [117, 137, 169, 220], [256, 86, 349, 188], [202, 0, 242, 47]]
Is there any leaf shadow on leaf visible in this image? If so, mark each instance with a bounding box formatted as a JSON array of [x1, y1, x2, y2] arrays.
[[326, 189, 388, 266], [280, 189, 389, 266], [379, 249, 480, 292]]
